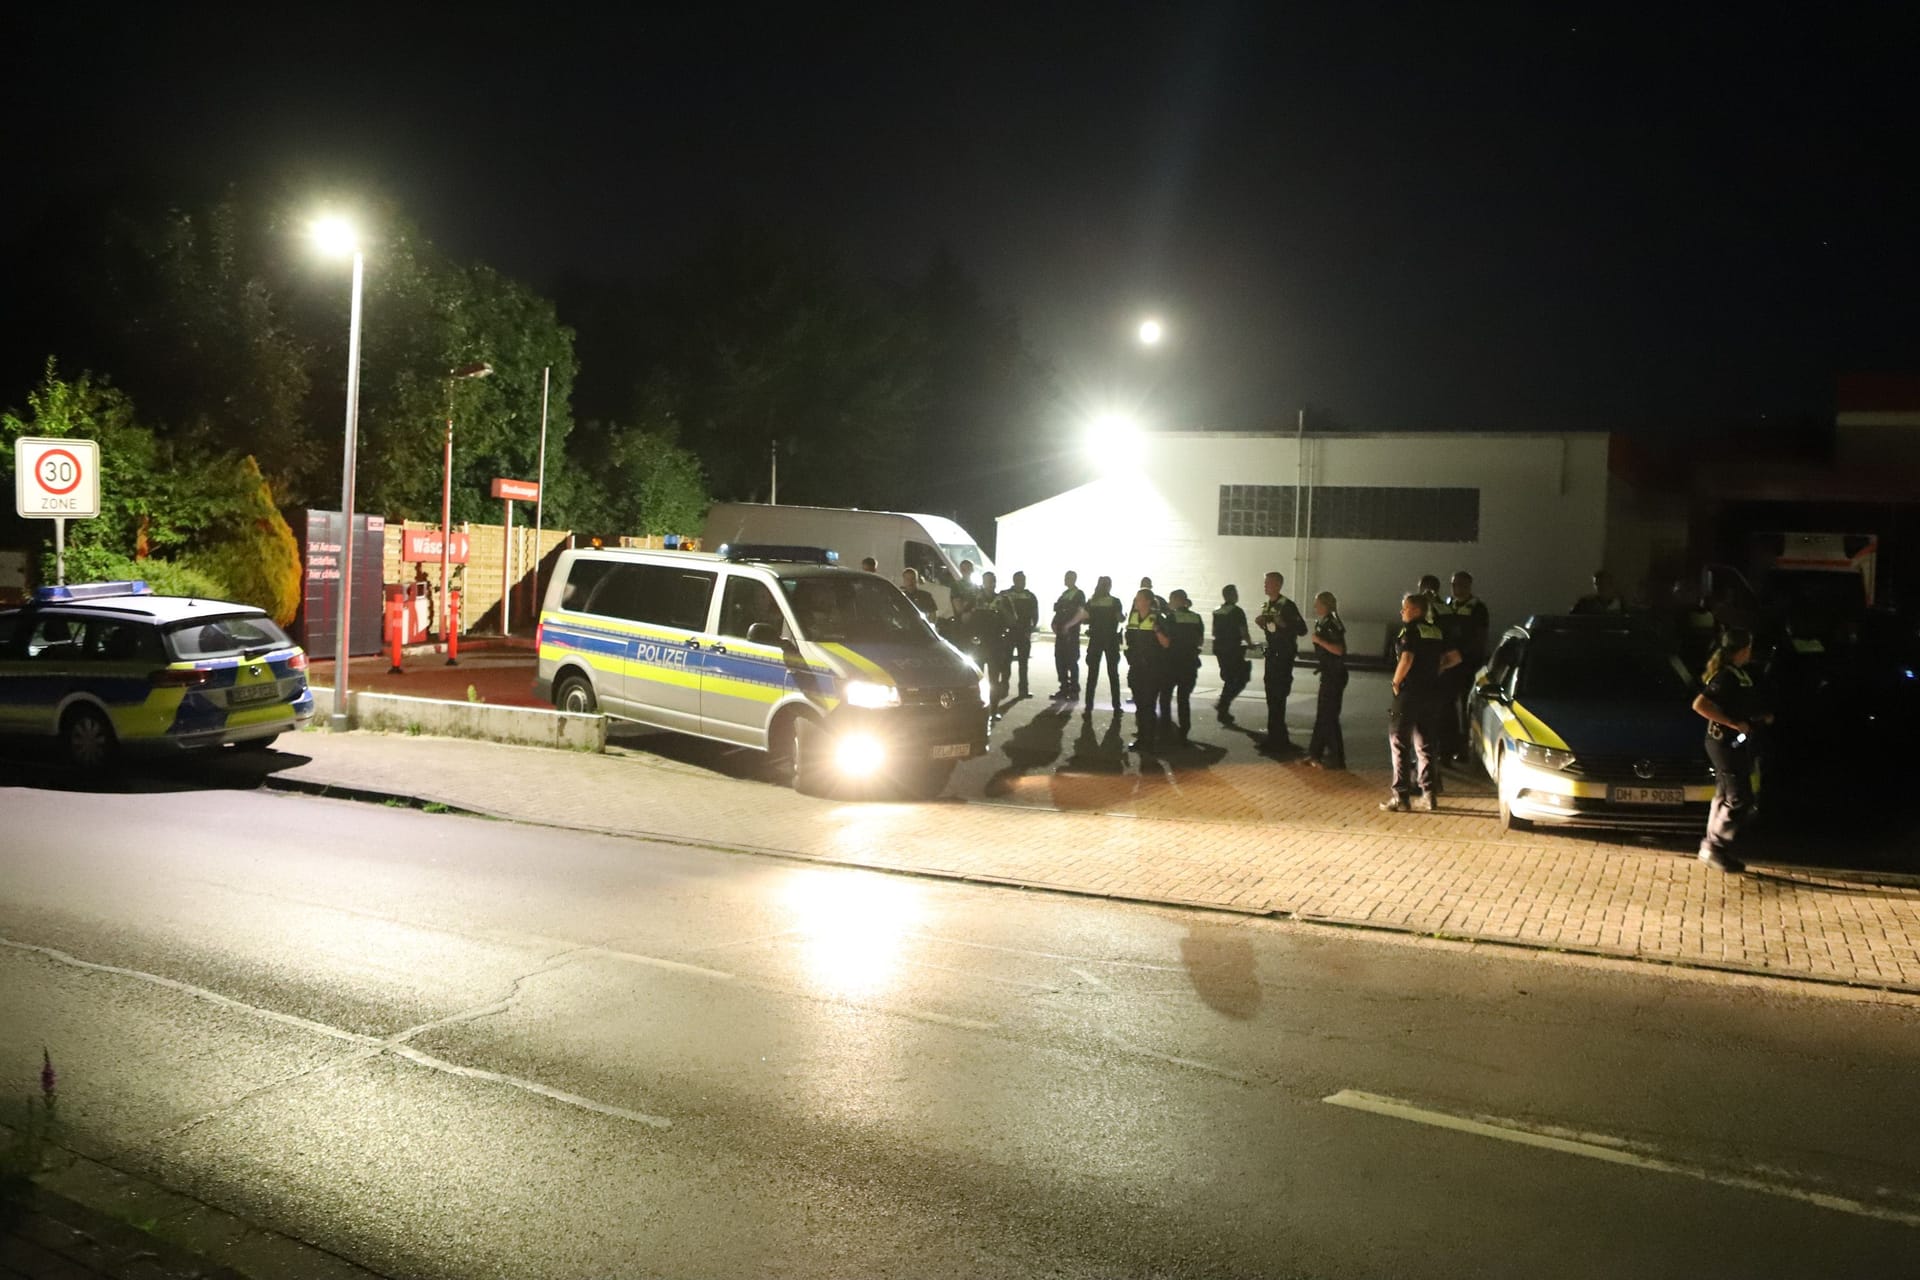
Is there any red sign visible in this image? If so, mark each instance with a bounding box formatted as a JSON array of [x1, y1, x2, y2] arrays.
[[400, 529, 470, 563], [491, 477, 540, 501]]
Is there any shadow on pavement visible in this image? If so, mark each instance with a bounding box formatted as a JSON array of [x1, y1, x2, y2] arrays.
[[1180, 923, 1262, 1020], [0, 741, 312, 795]]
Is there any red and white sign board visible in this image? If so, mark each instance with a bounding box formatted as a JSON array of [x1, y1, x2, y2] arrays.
[[400, 529, 471, 563], [491, 477, 540, 501], [14, 437, 101, 519]]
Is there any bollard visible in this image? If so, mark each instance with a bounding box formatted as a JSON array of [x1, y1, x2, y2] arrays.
[[446, 590, 461, 666], [383, 586, 406, 675]]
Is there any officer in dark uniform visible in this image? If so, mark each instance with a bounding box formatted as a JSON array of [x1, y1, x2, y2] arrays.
[[1572, 569, 1626, 615], [1306, 591, 1347, 769], [1082, 576, 1124, 715], [975, 571, 1013, 708], [1052, 570, 1087, 700], [1670, 578, 1719, 676], [1140, 576, 1167, 612], [1125, 588, 1170, 752], [1212, 585, 1252, 723], [1254, 570, 1309, 753], [1157, 589, 1206, 740], [1381, 592, 1459, 812], [951, 559, 980, 622], [1439, 570, 1490, 759], [1692, 627, 1771, 873], [1003, 571, 1040, 698], [899, 568, 936, 618]]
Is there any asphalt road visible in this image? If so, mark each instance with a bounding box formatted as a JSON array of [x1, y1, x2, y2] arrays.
[[4, 784, 1920, 1279]]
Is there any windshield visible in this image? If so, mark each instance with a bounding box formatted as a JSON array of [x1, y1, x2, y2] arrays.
[[939, 543, 995, 577], [779, 575, 937, 646], [1517, 638, 1693, 701], [165, 614, 294, 660]]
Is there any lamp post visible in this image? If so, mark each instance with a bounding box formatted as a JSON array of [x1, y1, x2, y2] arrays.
[[441, 361, 493, 664], [1137, 316, 1165, 347], [312, 216, 363, 732]]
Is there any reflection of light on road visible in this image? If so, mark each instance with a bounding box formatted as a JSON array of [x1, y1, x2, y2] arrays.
[[778, 869, 925, 999]]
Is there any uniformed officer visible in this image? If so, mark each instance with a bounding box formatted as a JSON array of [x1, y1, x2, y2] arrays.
[[1125, 588, 1170, 752], [1140, 576, 1167, 613], [951, 559, 980, 621], [860, 556, 879, 573], [1572, 569, 1626, 615], [975, 570, 1014, 708], [1082, 576, 1124, 715], [1003, 571, 1040, 698], [899, 568, 936, 618], [1211, 584, 1252, 723], [1692, 627, 1771, 873], [1416, 574, 1444, 618], [1157, 589, 1206, 740], [1052, 570, 1087, 700], [1439, 570, 1490, 759], [1670, 578, 1718, 675], [1381, 592, 1460, 812], [1254, 570, 1309, 753], [1306, 591, 1347, 769]]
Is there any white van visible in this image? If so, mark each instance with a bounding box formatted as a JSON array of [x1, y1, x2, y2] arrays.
[[702, 504, 996, 617], [535, 547, 989, 794]]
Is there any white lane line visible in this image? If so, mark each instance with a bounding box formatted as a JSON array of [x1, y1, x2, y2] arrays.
[[1069, 967, 1109, 989], [1104, 1032, 1255, 1084], [589, 948, 736, 981], [908, 933, 1184, 971], [1323, 1089, 1920, 1228], [1, 933, 673, 1132]]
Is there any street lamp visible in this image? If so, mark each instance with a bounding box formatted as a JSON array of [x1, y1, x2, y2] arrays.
[[312, 216, 364, 732], [442, 361, 493, 664], [1137, 317, 1165, 347], [1086, 410, 1146, 477]]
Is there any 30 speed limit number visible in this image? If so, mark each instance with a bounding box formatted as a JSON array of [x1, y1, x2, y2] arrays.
[[14, 437, 101, 519]]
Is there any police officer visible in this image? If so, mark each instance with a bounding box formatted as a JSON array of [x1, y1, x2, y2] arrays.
[[1572, 569, 1626, 615], [1212, 584, 1252, 723], [1083, 576, 1124, 715], [1692, 627, 1771, 873], [1125, 588, 1170, 752], [1157, 589, 1206, 740], [1052, 570, 1087, 701], [1306, 591, 1347, 769], [975, 570, 1013, 708], [1003, 571, 1040, 698], [1439, 570, 1490, 759], [1381, 592, 1459, 812], [860, 556, 879, 573], [1140, 576, 1167, 612], [899, 568, 936, 618], [1255, 570, 1309, 753], [951, 559, 980, 622], [1670, 578, 1719, 675]]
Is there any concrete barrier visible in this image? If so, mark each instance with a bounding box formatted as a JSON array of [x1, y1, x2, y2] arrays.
[[308, 686, 605, 752]]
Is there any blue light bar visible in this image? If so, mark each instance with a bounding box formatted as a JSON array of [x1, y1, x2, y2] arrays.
[[33, 580, 153, 603]]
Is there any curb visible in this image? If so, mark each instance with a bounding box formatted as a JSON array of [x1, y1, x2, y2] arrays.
[[261, 773, 1920, 1003]]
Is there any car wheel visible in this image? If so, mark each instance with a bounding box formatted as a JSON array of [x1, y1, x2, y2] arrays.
[[1496, 745, 1529, 833], [911, 760, 958, 799], [791, 713, 832, 797], [554, 673, 597, 715], [62, 706, 117, 771], [234, 735, 279, 752]]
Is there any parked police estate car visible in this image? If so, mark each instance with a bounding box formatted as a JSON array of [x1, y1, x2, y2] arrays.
[[535, 546, 989, 794], [0, 581, 314, 767], [1469, 615, 1719, 833]]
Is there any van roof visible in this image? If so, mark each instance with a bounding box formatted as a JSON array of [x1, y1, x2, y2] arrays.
[[565, 547, 862, 577]]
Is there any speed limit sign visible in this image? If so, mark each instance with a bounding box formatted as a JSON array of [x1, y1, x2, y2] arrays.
[[15, 437, 101, 519]]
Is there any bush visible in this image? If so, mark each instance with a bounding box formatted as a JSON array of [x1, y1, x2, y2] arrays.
[[48, 550, 230, 600]]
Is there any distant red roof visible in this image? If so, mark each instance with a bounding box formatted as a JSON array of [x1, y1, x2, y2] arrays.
[[1837, 373, 1920, 413]]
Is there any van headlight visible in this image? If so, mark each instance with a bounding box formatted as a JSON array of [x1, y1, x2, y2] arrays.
[[1515, 740, 1577, 772], [833, 732, 887, 776], [843, 679, 901, 709]]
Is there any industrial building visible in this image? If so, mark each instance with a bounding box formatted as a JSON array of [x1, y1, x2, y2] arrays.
[[995, 430, 1611, 654]]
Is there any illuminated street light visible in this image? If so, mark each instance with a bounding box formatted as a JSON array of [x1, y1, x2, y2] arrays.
[[312, 215, 364, 731], [1085, 410, 1147, 476], [1137, 317, 1165, 346]]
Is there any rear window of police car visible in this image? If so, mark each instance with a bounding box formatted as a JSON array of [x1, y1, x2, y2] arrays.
[[165, 614, 294, 660]]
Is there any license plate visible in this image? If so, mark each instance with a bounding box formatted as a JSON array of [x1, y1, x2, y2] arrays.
[[227, 684, 281, 706], [930, 743, 972, 759], [1611, 785, 1684, 806]]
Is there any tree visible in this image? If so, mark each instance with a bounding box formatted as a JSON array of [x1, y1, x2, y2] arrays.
[[182, 457, 303, 624]]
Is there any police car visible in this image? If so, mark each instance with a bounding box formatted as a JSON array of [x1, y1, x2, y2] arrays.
[[1469, 615, 1718, 833], [0, 581, 314, 767], [535, 546, 989, 795]]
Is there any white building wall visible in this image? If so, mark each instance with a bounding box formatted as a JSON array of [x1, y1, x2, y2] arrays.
[[995, 432, 1610, 654]]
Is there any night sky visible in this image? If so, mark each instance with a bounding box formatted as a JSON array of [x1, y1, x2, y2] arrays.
[[5, 3, 1915, 435]]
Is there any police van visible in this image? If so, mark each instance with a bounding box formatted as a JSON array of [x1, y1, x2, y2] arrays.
[[535, 547, 990, 793]]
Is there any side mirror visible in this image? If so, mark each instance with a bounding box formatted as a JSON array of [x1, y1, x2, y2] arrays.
[[746, 621, 791, 649]]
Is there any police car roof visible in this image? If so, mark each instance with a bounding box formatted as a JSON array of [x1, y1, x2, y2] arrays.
[[19, 593, 268, 625], [568, 547, 858, 575], [1510, 614, 1669, 644]]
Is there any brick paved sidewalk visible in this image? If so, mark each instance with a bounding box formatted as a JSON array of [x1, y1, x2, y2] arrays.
[[265, 729, 1920, 996]]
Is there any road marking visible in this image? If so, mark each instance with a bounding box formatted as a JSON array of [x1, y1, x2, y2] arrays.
[[590, 948, 736, 981], [909, 933, 1184, 971], [1322, 1089, 1920, 1228], [898, 1008, 1000, 1032], [0, 934, 673, 1132], [1104, 1032, 1255, 1084], [906, 958, 1057, 991], [1069, 967, 1109, 989]]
